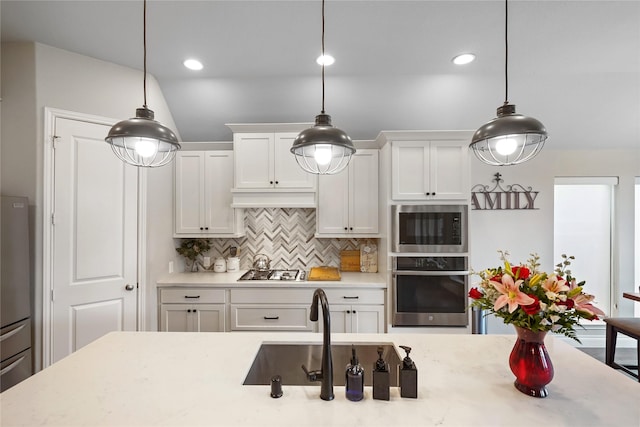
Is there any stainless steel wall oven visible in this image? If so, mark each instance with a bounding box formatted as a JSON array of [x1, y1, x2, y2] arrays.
[[392, 256, 469, 327]]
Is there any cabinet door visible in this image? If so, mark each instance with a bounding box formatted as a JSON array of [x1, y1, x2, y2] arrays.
[[351, 305, 384, 333], [204, 152, 236, 234], [317, 168, 349, 234], [192, 304, 226, 332], [175, 152, 205, 234], [234, 133, 274, 188], [391, 142, 429, 200], [326, 305, 351, 333], [429, 141, 469, 200], [349, 150, 379, 233], [273, 133, 316, 189], [159, 304, 192, 332]]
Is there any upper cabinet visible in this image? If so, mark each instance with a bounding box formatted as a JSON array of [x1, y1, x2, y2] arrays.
[[316, 149, 379, 236], [228, 124, 318, 208], [386, 133, 471, 201], [233, 132, 316, 190], [174, 151, 245, 237]]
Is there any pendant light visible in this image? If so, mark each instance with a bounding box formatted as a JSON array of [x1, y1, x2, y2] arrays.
[[290, 0, 356, 175], [470, 0, 547, 166], [105, 0, 180, 168]]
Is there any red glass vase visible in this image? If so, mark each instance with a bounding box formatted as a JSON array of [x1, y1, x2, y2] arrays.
[[509, 326, 554, 398]]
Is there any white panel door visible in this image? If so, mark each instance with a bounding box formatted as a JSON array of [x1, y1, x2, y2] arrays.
[[317, 169, 349, 234], [204, 152, 234, 233], [391, 141, 429, 200], [429, 141, 469, 200], [52, 118, 137, 363], [234, 133, 273, 188]]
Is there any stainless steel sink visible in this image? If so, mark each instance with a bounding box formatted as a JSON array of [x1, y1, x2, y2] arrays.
[[243, 342, 401, 386]]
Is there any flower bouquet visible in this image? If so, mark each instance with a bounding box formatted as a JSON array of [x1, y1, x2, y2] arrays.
[[469, 251, 605, 342], [469, 251, 605, 397]]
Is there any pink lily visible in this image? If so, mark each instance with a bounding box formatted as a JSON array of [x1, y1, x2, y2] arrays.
[[492, 275, 535, 313], [541, 275, 570, 294], [573, 293, 606, 319]]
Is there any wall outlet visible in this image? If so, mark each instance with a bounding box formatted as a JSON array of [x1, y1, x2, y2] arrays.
[[169, 261, 174, 274]]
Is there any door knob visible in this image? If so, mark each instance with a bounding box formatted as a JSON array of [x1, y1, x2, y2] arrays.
[[125, 284, 135, 291]]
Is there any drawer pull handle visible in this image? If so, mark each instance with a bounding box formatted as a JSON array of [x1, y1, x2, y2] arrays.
[[184, 296, 201, 299], [0, 355, 26, 376], [0, 324, 26, 342], [342, 296, 359, 299], [263, 316, 280, 320]]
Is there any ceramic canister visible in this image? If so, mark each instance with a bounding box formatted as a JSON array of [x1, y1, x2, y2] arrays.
[[226, 257, 240, 272]]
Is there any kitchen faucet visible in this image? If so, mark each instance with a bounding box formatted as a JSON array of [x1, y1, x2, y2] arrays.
[[301, 288, 334, 401]]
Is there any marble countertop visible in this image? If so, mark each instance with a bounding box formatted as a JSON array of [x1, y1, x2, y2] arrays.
[[157, 270, 387, 288], [1, 331, 638, 426]]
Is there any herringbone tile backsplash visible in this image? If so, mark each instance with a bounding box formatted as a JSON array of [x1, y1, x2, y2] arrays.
[[203, 208, 377, 270]]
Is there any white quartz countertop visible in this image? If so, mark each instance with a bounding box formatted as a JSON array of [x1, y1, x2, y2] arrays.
[[157, 270, 386, 288], [1, 332, 638, 426]]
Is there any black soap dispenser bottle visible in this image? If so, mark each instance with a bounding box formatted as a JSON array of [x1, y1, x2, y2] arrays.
[[345, 346, 364, 401], [399, 345, 418, 398], [372, 346, 390, 401]]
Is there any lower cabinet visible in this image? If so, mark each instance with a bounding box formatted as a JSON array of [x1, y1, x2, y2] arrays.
[[326, 305, 385, 333], [158, 286, 385, 333], [158, 288, 226, 332], [229, 288, 313, 331]]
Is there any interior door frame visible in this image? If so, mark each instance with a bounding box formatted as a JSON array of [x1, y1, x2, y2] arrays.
[[42, 107, 148, 368]]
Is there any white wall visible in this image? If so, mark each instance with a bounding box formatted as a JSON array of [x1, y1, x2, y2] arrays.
[[469, 148, 640, 340], [1, 42, 179, 369]]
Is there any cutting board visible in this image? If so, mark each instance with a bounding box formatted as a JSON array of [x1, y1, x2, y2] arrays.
[[308, 266, 341, 281], [340, 250, 361, 272]]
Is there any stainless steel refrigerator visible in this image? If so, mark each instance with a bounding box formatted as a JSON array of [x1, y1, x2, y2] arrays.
[[1, 196, 33, 392]]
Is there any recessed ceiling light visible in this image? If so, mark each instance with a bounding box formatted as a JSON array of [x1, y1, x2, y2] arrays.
[[183, 59, 203, 71], [316, 54, 335, 66], [452, 53, 476, 65]]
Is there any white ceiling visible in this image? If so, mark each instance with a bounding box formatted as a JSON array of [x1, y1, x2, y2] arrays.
[[2, 0, 639, 149]]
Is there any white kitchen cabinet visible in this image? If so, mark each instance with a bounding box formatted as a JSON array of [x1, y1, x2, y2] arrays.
[[391, 140, 469, 201], [319, 288, 385, 333], [233, 132, 316, 190], [174, 151, 244, 237], [158, 288, 226, 332], [316, 149, 379, 236], [229, 288, 313, 331]]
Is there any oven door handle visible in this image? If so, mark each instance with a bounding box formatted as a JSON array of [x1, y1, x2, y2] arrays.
[[392, 270, 469, 276]]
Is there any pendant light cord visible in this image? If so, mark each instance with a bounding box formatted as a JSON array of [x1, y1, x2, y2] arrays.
[[504, 0, 509, 105], [143, 0, 148, 108], [321, 0, 326, 114]]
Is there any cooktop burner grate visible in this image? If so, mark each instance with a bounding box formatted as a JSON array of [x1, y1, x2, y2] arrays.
[[238, 269, 305, 281]]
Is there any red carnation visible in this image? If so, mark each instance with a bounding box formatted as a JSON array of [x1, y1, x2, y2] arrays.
[[512, 266, 531, 280], [558, 299, 575, 309], [468, 287, 483, 300], [522, 294, 541, 315]]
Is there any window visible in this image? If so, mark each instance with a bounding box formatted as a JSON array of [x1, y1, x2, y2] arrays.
[[554, 177, 618, 316]]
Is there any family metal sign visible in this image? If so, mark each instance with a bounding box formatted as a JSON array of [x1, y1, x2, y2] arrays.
[[471, 173, 539, 210]]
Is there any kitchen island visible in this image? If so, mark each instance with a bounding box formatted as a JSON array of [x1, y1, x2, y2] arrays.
[[1, 331, 638, 426]]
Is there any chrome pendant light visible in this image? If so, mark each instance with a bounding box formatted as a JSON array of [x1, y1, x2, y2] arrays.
[[470, 0, 547, 166], [105, 0, 180, 168], [291, 0, 355, 175]]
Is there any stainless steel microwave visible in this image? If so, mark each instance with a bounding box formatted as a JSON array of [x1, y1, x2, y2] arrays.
[[392, 204, 468, 253]]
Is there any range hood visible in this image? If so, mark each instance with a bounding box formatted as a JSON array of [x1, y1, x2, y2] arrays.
[[230, 188, 316, 209]]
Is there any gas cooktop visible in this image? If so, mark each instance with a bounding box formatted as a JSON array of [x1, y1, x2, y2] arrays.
[[238, 269, 306, 282]]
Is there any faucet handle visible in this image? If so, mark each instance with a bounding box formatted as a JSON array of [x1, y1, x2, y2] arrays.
[[301, 364, 322, 382]]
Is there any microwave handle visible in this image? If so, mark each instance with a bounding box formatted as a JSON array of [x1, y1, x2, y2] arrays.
[[392, 270, 470, 276]]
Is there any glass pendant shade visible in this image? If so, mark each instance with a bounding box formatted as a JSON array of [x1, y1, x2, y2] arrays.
[[470, 103, 547, 166], [106, 107, 181, 168], [291, 114, 356, 175]]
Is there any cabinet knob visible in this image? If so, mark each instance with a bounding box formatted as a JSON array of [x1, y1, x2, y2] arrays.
[[187, 309, 191, 313], [352, 310, 356, 314], [270, 181, 274, 185], [349, 227, 353, 231], [200, 227, 204, 230], [275, 181, 279, 185], [204, 227, 209, 230], [344, 227, 348, 231]]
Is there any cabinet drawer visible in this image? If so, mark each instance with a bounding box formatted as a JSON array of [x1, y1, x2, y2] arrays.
[[323, 288, 384, 305], [0, 319, 31, 362], [230, 288, 313, 304], [160, 288, 226, 304], [230, 305, 312, 331]]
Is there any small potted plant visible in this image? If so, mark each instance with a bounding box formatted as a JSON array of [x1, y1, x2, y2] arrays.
[[176, 239, 212, 272]]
